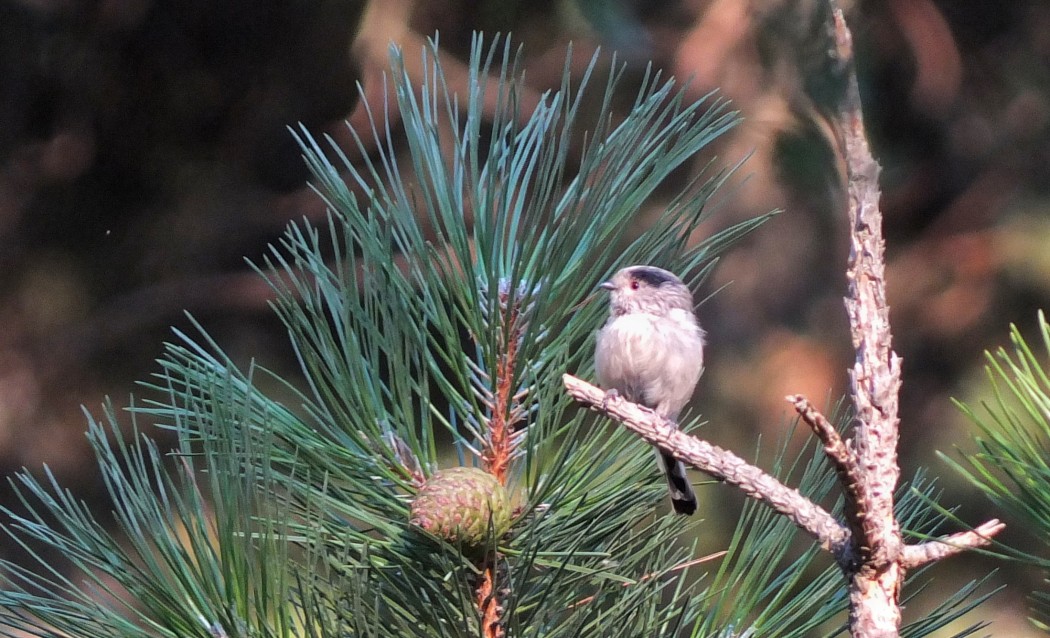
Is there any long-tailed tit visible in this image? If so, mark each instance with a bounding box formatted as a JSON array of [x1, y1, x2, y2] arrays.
[[595, 265, 705, 515]]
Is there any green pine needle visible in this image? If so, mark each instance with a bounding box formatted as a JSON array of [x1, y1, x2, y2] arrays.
[[947, 310, 1050, 632]]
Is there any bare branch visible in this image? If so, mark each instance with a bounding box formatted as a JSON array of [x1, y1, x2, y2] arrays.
[[563, 374, 853, 560], [827, 4, 1003, 634], [787, 394, 872, 548], [827, 3, 910, 631], [834, 6, 902, 563], [900, 520, 1005, 570], [787, 395, 856, 485]]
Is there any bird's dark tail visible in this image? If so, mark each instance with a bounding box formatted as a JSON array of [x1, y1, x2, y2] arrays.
[[658, 450, 698, 515]]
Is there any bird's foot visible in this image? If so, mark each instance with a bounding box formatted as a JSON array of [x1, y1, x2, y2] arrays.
[[601, 388, 620, 411]]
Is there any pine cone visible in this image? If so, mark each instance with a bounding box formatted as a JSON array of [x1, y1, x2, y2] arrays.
[[410, 467, 511, 548]]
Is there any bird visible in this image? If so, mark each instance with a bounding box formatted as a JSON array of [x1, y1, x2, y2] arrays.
[[594, 265, 705, 515]]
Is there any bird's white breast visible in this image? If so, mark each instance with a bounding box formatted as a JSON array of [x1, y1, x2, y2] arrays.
[[594, 310, 704, 418]]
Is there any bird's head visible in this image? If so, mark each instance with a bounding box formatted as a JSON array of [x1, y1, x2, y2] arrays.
[[600, 265, 693, 316]]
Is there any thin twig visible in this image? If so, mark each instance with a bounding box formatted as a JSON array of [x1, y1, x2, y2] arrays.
[[569, 552, 727, 608], [787, 394, 866, 545], [483, 287, 528, 485], [486, 333, 519, 484], [900, 520, 1005, 570], [475, 284, 532, 637], [787, 395, 855, 486]]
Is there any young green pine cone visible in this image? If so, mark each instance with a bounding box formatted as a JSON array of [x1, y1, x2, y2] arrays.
[[410, 466, 511, 548]]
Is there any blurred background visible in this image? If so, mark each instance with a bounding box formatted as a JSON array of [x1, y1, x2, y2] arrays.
[[1, 0, 1048, 634]]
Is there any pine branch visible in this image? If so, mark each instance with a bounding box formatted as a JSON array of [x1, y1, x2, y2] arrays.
[[788, 394, 863, 537], [562, 374, 852, 559], [828, 3, 905, 628], [271, 35, 755, 637], [476, 279, 534, 485], [899, 521, 1005, 570], [477, 560, 504, 638]]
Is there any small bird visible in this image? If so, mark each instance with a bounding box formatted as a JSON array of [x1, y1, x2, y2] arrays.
[[595, 265, 705, 515]]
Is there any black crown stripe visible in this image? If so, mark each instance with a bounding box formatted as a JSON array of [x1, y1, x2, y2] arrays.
[[629, 267, 675, 288]]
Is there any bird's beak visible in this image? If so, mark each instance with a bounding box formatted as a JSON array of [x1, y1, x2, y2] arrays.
[[599, 281, 616, 291]]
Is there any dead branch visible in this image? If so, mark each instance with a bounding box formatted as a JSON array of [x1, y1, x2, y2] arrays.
[[563, 374, 852, 560], [900, 520, 1005, 570]]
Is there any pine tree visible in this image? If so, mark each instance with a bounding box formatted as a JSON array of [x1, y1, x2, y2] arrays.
[[0, 33, 998, 638]]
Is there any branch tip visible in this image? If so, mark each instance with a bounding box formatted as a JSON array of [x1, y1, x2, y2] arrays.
[[788, 394, 856, 482], [900, 519, 1005, 570]]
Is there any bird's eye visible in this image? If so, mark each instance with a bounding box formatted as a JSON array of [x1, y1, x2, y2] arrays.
[[629, 280, 640, 290]]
